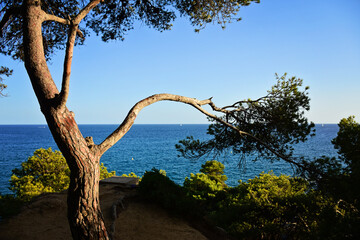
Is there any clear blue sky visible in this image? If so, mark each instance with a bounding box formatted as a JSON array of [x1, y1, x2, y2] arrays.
[[1, 0, 359, 124]]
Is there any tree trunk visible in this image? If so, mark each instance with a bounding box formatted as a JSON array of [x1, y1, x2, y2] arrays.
[[45, 111, 109, 240], [22, 1, 109, 239]]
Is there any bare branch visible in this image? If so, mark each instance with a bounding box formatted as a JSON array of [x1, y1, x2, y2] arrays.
[[74, 0, 102, 24], [98, 94, 212, 154], [96, 92, 247, 155], [208, 101, 242, 114], [222, 94, 272, 110], [76, 28, 84, 39], [97, 92, 311, 172], [188, 100, 248, 136], [58, 23, 78, 109], [44, 13, 70, 25]]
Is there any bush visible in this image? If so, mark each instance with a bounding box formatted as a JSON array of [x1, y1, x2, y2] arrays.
[[10, 148, 70, 201], [138, 168, 201, 218], [298, 116, 360, 220], [184, 172, 224, 200], [121, 172, 140, 178], [10, 148, 115, 201], [200, 160, 227, 184], [183, 160, 227, 201], [137, 163, 359, 239], [209, 172, 359, 239], [100, 162, 116, 179]]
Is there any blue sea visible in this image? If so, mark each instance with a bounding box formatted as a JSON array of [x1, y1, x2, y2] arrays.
[[0, 124, 339, 195]]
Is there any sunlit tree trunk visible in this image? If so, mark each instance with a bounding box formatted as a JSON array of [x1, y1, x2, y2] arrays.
[[22, 1, 109, 239], [46, 112, 108, 240]]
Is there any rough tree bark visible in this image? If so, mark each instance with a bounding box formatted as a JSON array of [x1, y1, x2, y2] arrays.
[[22, 1, 108, 239]]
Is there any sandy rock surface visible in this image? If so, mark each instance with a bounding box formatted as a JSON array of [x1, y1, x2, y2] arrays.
[[0, 184, 208, 240]]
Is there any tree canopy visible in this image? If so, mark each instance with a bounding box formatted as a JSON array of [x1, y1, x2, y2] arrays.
[[0, 66, 12, 97], [1, 0, 260, 62], [332, 116, 360, 176], [298, 116, 360, 206], [176, 73, 315, 170]]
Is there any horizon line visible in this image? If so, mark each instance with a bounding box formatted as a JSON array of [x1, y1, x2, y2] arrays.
[[0, 123, 338, 125]]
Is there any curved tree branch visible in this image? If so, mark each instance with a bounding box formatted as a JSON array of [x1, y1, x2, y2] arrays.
[[97, 93, 312, 173], [98, 94, 212, 155]]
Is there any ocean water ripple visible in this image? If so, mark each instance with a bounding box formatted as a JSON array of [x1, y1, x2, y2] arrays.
[[0, 124, 338, 194]]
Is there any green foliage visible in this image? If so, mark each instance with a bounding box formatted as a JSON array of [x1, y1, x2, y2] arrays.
[[121, 172, 140, 178], [300, 116, 360, 205], [1, 0, 259, 60], [137, 164, 359, 239], [183, 160, 227, 201], [0, 66, 12, 97], [176, 73, 315, 165], [294, 116, 360, 239], [100, 162, 116, 179], [332, 116, 360, 177], [1, 0, 85, 61], [331, 116, 360, 205], [176, 0, 260, 31], [200, 160, 227, 184], [10, 148, 70, 201], [184, 173, 224, 200], [131, 154, 360, 239], [209, 172, 357, 239], [10, 148, 115, 201], [121, 169, 165, 180], [240, 172, 308, 204], [138, 168, 201, 217]]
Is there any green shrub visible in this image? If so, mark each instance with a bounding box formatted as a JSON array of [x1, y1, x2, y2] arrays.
[[138, 168, 201, 217], [208, 172, 358, 239], [10, 148, 70, 201], [100, 162, 116, 179], [10, 148, 115, 201], [183, 160, 227, 201], [184, 172, 224, 200], [241, 172, 308, 204], [199, 160, 227, 185], [300, 116, 360, 204], [138, 164, 359, 239], [121, 170, 164, 180], [121, 172, 140, 178]]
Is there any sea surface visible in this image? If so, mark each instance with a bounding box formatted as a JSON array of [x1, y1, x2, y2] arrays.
[[0, 124, 339, 195]]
